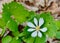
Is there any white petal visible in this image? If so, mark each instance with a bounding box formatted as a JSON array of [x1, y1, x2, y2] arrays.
[[31, 31, 37, 37], [27, 28, 35, 32], [38, 31, 42, 38], [40, 27, 47, 32], [34, 18, 38, 26], [27, 22, 35, 28], [39, 18, 44, 26]]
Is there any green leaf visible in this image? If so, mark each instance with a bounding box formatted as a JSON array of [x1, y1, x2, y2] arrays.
[[35, 35, 46, 43], [2, 36, 21, 43], [23, 12, 57, 43], [7, 19, 18, 32], [23, 34, 46, 43], [2, 12, 11, 23], [46, 23, 57, 37], [12, 31, 20, 37], [0, 19, 5, 28], [3, 1, 32, 23], [55, 20, 60, 30], [10, 38, 21, 43], [22, 35, 35, 43], [39, 12, 57, 37], [0, 13, 11, 36], [10, 2, 30, 23], [2, 36, 12, 43], [56, 31, 60, 39], [1, 27, 6, 36], [0, 20, 7, 36], [19, 32, 25, 37], [3, 3, 10, 13]]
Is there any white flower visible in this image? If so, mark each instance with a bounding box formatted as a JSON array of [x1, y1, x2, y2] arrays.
[[27, 18, 47, 38]]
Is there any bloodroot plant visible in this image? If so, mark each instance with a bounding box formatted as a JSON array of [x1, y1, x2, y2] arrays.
[[0, 1, 60, 43]]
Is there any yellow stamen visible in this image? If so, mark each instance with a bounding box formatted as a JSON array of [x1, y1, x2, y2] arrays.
[[36, 26, 40, 31]]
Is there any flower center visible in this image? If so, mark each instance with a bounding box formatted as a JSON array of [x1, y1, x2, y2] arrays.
[[36, 26, 40, 31]]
